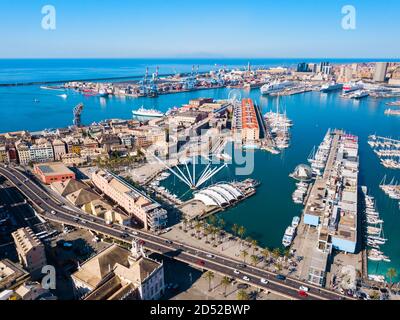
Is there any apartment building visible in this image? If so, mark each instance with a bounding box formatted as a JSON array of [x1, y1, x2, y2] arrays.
[[91, 170, 167, 230], [11, 227, 47, 279]]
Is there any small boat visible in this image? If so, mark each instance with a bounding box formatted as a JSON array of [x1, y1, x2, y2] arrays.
[[291, 216, 300, 228]]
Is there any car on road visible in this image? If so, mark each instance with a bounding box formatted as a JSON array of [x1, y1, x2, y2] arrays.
[[196, 259, 205, 266], [165, 240, 173, 244], [233, 269, 240, 275], [260, 278, 269, 284], [275, 274, 286, 281], [81, 220, 87, 224], [299, 285, 309, 292], [206, 254, 215, 259], [74, 218, 79, 222], [50, 210, 56, 215], [298, 290, 308, 297], [242, 276, 250, 282], [237, 263, 246, 268], [139, 240, 145, 245]]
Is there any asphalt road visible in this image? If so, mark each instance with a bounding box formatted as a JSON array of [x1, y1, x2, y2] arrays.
[[0, 165, 353, 301]]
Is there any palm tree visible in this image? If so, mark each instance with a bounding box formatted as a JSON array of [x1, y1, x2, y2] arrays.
[[218, 218, 226, 243], [251, 239, 258, 254], [250, 254, 258, 266], [220, 276, 231, 297], [261, 247, 270, 265], [212, 227, 219, 246], [386, 268, 398, 287], [218, 218, 226, 230], [231, 224, 239, 238], [272, 247, 281, 260], [237, 226, 246, 246], [204, 271, 215, 291], [208, 215, 217, 226], [237, 289, 249, 300], [204, 226, 211, 242], [182, 216, 188, 231], [194, 221, 202, 239], [241, 249, 249, 263]]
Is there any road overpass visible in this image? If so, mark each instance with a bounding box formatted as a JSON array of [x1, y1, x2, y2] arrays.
[[0, 165, 352, 301]]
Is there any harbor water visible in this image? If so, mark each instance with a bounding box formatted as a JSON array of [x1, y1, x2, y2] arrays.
[[0, 59, 399, 280]]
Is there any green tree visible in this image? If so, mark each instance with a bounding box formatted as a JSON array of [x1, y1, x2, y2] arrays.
[[231, 224, 239, 238], [387, 268, 398, 287], [241, 250, 249, 263], [272, 248, 281, 260], [261, 247, 270, 265], [208, 215, 217, 226], [194, 221, 202, 239], [220, 276, 231, 297], [251, 239, 258, 254], [237, 226, 246, 243], [250, 254, 258, 266], [204, 271, 215, 291], [237, 289, 249, 300]]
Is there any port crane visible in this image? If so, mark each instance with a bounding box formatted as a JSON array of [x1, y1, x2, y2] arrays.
[[73, 103, 84, 127]]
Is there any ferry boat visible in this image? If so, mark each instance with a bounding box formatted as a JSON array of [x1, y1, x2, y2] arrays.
[[98, 89, 108, 97], [320, 82, 343, 93], [260, 80, 295, 95], [342, 82, 363, 94], [132, 106, 164, 118], [350, 90, 369, 99]]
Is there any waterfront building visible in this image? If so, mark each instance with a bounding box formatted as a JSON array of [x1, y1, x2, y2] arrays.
[[373, 62, 388, 82], [170, 110, 208, 126], [91, 170, 167, 230], [11, 227, 47, 279], [233, 98, 260, 143], [71, 243, 164, 300], [52, 139, 67, 161], [301, 131, 359, 286], [34, 162, 75, 184]]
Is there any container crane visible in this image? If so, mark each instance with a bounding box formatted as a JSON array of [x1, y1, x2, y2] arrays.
[[73, 103, 84, 127]]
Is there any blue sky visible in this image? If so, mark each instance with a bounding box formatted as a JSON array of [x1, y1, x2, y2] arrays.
[[0, 0, 399, 58]]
